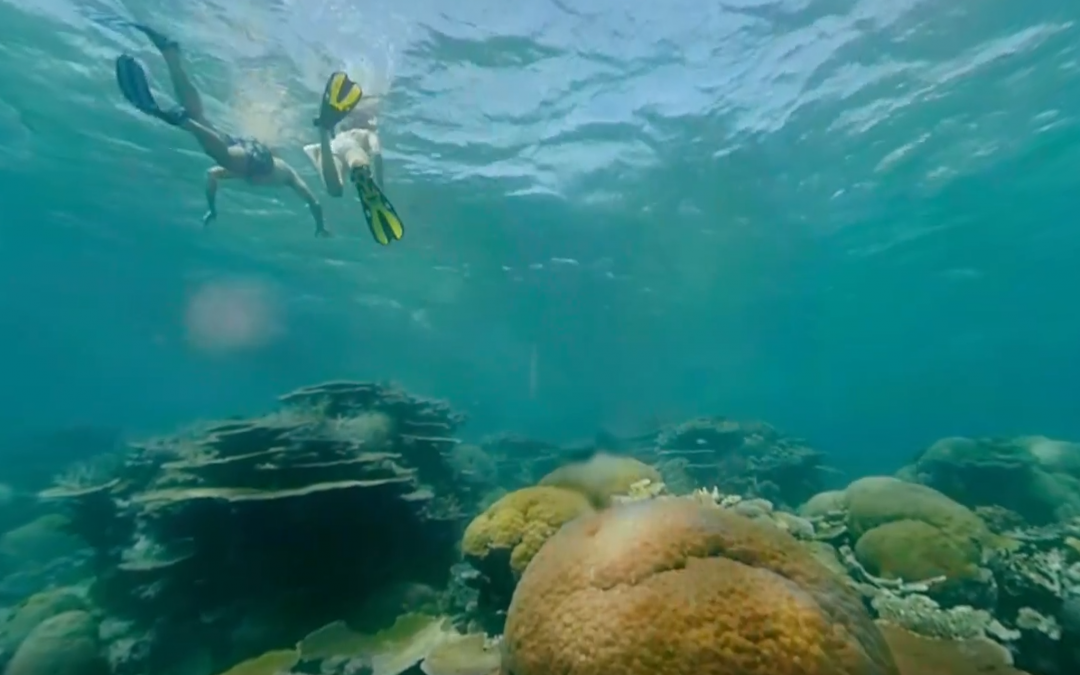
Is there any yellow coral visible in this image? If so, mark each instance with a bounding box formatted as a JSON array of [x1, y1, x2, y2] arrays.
[[538, 453, 662, 507], [462, 486, 594, 574]]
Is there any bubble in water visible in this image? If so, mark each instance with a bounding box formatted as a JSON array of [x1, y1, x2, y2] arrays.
[[184, 279, 283, 353]]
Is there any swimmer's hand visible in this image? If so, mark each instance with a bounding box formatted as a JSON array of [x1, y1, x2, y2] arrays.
[[315, 226, 332, 238], [202, 209, 216, 228]]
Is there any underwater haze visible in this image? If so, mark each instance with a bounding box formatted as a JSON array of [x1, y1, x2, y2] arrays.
[[1, 0, 1078, 473]]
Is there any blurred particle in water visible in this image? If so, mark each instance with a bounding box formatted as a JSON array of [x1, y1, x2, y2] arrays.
[[184, 278, 283, 353]]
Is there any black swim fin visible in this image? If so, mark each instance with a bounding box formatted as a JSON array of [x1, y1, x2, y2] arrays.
[[351, 166, 404, 246], [314, 71, 363, 130], [115, 55, 188, 126]]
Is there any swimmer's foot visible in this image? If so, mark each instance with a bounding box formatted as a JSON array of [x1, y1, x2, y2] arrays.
[[351, 165, 405, 246], [130, 23, 180, 52], [314, 71, 363, 130], [115, 55, 190, 126]]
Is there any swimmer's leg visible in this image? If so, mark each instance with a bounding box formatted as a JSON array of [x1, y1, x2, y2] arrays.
[[318, 128, 344, 197], [181, 119, 237, 167], [115, 54, 235, 166], [130, 24, 209, 125]]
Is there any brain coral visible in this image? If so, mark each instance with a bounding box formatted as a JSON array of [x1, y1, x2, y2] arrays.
[[462, 486, 594, 575], [502, 498, 900, 675]]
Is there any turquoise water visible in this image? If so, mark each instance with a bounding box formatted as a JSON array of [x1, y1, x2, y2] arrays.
[[1, 0, 1078, 472]]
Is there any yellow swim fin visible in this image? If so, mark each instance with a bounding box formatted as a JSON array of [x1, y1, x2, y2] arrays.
[[352, 166, 404, 246], [315, 71, 362, 129]]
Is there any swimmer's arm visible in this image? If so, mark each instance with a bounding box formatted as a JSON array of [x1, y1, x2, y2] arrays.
[[283, 166, 328, 236], [204, 166, 235, 217]]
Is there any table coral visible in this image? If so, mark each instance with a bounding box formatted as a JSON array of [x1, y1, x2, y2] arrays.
[[39, 381, 473, 675]]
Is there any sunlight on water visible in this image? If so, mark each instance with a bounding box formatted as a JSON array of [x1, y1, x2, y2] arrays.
[[230, 67, 306, 147]]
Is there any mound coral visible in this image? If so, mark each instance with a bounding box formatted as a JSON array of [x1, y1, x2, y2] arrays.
[[4, 610, 107, 675], [854, 520, 981, 583], [502, 497, 900, 675], [845, 476, 994, 544], [537, 453, 661, 507], [799, 490, 848, 518], [0, 587, 88, 657], [844, 477, 999, 607]]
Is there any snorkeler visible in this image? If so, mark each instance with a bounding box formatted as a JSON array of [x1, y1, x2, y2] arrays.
[[113, 24, 329, 237], [302, 72, 405, 246]]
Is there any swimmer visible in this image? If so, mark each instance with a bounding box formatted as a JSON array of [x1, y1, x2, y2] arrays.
[[113, 24, 328, 236], [303, 73, 405, 246]]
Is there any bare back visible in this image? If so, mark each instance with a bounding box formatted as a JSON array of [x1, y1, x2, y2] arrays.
[[247, 157, 299, 186]]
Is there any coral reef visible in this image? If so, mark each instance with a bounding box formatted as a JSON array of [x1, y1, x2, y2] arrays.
[[37, 381, 474, 675], [11, 394, 1080, 675], [475, 417, 833, 508], [471, 435, 564, 492], [797, 472, 1080, 675], [589, 416, 831, 507]]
